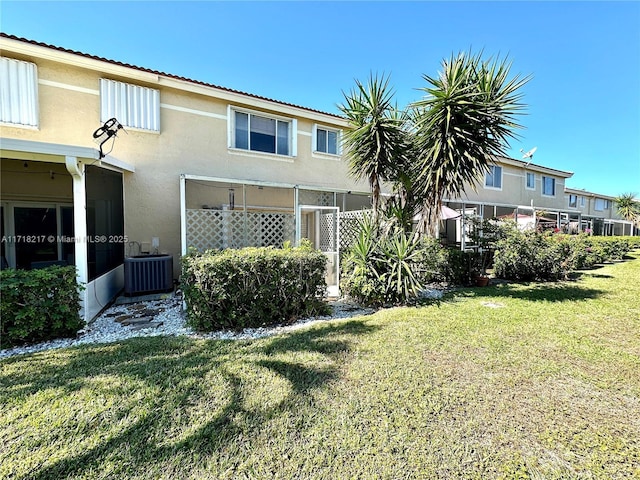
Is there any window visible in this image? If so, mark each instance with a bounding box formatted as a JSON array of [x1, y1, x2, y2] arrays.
[[595, 198, 609, 211], [231, 108, 293, 156], [569, 194, 577, 208], [314, 125, 339, 155], [526, 172, 535, 190], [100, 79, 160, 131], [580, 196, 586, 207], [485, 165, 502, 189], [542, 176, 555, 196], [0, 57, 39, 127]]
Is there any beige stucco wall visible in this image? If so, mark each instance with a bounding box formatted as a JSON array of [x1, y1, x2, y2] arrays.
[[564, 190, 620, 220], [456, 161, 571, 212]]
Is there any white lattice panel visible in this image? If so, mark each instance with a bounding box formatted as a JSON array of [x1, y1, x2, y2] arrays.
[[256, 212, 296, 247], [298, 190, 335, 206], [319, 213, 337, 252], [186, 209, 294, 252], [186, 209, 226, 251], [338, 210, 371, 250]]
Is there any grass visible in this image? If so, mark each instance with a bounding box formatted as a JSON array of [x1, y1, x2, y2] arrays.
[[2, 254, 640, 479]]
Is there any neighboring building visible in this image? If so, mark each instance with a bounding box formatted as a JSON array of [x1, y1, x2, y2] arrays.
[[564, 187, 633, 236], [441, 156, 637, 246], [0, 34, 636, 319]]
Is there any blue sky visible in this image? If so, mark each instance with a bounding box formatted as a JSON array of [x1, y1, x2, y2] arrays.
[[2, 1, 639, 197]]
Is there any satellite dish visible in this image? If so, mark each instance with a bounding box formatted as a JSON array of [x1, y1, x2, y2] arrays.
[[520, 146, 537, 160]]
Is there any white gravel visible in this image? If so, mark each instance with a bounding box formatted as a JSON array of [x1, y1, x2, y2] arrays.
[[1, 286, 448, 360], [0, 294, 378, 360]]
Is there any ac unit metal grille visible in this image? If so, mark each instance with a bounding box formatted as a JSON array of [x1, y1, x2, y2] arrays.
[[124, 255, 173, 296]]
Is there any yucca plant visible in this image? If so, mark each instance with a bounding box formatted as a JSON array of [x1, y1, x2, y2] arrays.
[[340, 214, 385, 306], [341, 216, 428, 306], [615, 193, 640, 226], [411, 52, 530, 234], [339, 73, 411, 214], [377, 228, 425, 303]]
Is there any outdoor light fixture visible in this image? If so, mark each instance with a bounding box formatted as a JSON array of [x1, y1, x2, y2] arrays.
[[92, 118, 125, 158]]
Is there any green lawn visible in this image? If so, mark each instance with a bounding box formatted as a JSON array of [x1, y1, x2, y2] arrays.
[[2, 254, 639, 479]]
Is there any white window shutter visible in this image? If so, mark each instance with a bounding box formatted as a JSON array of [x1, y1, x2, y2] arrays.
[[100, 78, 159, 131], [311, 124, 318, 151], [291, 119, 298, 157], [0, 57, 39, 127]]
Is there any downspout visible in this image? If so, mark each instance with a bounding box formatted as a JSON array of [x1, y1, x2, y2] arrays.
[[294, 186, 300, 245]]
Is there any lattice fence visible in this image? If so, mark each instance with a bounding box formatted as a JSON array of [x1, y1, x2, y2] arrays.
[[319, 213, 337, 253], [298, 190, 335, 207], [338, 210, 370, 250], [187, 207, 371, 253], [186, 209, 295, 252]]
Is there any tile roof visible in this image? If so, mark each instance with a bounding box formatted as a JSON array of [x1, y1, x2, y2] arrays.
[[0, 32, 342, 119]]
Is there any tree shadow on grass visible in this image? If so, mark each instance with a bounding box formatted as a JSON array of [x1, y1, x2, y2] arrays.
[[2, 319, 379, 480], [571, 272, 613, 280], [447, 282, 606, 303]]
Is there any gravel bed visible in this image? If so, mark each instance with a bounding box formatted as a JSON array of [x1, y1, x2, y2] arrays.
[[1, 286, 448, 360], [0, 295, 378, 360]]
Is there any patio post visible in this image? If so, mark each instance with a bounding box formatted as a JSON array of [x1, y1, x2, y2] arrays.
[[65, 156, 89, 321], [180, 175, 187, 256]]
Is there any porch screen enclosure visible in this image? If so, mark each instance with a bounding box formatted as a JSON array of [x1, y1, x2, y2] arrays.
[[185, 181, 295, 251], [184, 180, 371, 253]]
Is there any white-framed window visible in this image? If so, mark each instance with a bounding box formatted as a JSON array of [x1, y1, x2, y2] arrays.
[[100, 78, 160, 132], [594, 198, 610, 211], [569, 194, 578, 208], [542, 176, 556, 196], [580, 196, 586, 207], [229, 107, 295, 157], [526, 172, 535, 190], [484, 165, 502, 189], [313, 125, 340, 155], [0, 57, 39, 127]]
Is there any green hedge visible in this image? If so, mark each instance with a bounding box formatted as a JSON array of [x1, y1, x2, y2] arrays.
[[181, 244, 328, 331], [0, 265, 84, 348], [493, 232, 637, 281]]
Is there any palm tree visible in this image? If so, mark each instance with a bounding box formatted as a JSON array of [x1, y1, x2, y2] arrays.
[[615, 193, 640, 226], [339, 73, 410, 214], [410, 52, 530, 234]]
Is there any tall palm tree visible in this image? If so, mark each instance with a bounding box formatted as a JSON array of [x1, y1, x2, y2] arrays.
[[339, 73, 410, 214], [410, 52, 530, 234], [615, 193, 640, 226]]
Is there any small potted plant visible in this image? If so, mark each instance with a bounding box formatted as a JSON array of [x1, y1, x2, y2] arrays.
[[473, 251, 491, 286]]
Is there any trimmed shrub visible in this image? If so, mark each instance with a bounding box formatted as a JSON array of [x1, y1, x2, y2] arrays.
[[493, 231, 636, 281], [627, 236, 640, 250], [0, 265, 84, 348], [493, 230, 571, 281], [587, 237, 631, 261], [435, 248, 479, 286], [181, 243, 328, 331]]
